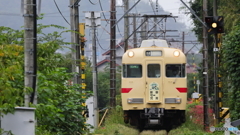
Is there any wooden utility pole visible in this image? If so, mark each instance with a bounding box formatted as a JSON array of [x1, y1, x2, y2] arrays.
[[124, 0, 129, 52], [70, 0, 80, 85], [213, 0, 221, 124], [182, 31, 185, 53], [133, 14, 137, 48], [203, 0, 210, 131], [24, 0, 37, 106], [110, 0, 116, 107]]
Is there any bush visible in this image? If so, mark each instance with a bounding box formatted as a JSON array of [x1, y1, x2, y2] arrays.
[[34, 68, 92, 134]]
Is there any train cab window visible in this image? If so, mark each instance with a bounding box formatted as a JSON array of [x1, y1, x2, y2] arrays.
[[147, 64, 160, 78], [166, 64, 185, 78], [123, 64, 142, 78]]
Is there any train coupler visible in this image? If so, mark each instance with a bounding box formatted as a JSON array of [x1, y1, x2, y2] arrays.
[[144, 108, 164, 118]]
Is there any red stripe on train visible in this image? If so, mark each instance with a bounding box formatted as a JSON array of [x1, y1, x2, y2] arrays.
[[176, 88, 188, 93], [121, 88, 132, 93]]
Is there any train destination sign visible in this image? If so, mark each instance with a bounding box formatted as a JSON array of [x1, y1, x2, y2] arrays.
[[145, 50, 162, 56]]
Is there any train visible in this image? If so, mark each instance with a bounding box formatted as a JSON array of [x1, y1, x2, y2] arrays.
[[121, 39, 187, 130]]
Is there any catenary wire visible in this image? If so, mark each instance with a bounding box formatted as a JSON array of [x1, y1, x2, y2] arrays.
[[53, 0, 70, 25]]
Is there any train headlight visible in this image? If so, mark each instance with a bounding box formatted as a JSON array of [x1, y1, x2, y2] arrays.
[[175, 98, 181, 103], [127, 98, 133, 103], [128, 51, 134, 58], [165, 98, 181, 104], [173, 50, 180, 57], [127, 98, 143, 104]]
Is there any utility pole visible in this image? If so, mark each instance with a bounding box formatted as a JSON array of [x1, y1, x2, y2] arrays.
[[91, 11, 98, 129], [133, 14, 137, 48], [124, 0, 129, 52], [69, 0, 80, 85], [110, 0, 116, 107], [24, 0, 37, 106], [85, 11, 101, 128], [182, 31, 185, 53], [203, 0, 210, 131], [213, 0, 222, 124], [141, 18, 148, 40]]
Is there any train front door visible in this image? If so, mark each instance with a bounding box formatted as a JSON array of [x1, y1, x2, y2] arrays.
[[145, 61, 163, 103]]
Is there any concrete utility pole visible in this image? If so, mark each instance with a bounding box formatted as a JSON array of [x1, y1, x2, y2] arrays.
[[91, 11, 98, 129], [24, 0, 37, 106], [85, 11, 101, 129], [69, 0, 80, 85], [110, 0, 116, 107], [203, 0, 210, 131], [124, 0, 129, 52]]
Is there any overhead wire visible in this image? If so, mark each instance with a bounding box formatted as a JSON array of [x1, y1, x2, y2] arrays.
[[149, 0, 156, 15], [95, 31, 109, 51], [89, 0, 99, 5], [99, 0, 109, 24], [53, 0, 70, 25], [96, 0, 111, 51]]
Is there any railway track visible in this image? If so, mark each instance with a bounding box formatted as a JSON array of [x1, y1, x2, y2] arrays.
[[138, 130, 168, 135]]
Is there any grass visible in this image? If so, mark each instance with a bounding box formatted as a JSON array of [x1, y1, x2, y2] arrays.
[[93, 105, 139, 135], [92, 103, 227, 135]]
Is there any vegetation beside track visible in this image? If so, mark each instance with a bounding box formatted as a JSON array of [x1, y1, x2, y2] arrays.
[[93, 102, 226, 135]]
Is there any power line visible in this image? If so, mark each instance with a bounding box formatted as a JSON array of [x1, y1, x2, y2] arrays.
[[89, 0, 99, 5], [53, 0, 70, 25], [98, 0, 109, 24], [95, 32, 109, 50], [149, 0, 156, 15]]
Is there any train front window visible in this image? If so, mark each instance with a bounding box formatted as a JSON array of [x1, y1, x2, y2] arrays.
[[147, 64, 160, 78], [123, 64, 142, 78], [166, 64, 185, 78]]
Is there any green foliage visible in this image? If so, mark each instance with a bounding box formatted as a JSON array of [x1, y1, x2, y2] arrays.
[[0, 21, 91, 134], [85, 62, 122, 108], [0, 44, 24, 114], [221, 24, 240, 120], [34, 68, 92, 134], [0, 27, 25, 113], [169, 102, 222, 135], [0, 26, 24, 45], [218, 0, 240, 33], [0, 129, 13, 135], [94, 106, 135, 135]]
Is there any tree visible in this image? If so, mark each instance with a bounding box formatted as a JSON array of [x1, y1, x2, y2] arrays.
[[0, 44, 24, 113], [218, 0, 240, 33], [0, 23, 92, 134], [221, 24, 240, 120]]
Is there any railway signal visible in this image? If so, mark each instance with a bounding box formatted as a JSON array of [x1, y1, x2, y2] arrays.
[[205, 16, 224, 34]]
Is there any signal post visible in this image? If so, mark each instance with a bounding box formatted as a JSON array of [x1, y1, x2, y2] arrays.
[[205, 15, 224, 124]]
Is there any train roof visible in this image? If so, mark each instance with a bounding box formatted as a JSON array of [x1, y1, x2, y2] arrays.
[[140, 39, 169, 48]]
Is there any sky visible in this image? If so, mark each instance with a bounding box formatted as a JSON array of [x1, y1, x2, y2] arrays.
[[0, 0, 199, 55], [144, 0, 193, 28]]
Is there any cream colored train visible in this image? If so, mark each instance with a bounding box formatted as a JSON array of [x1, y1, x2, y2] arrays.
[[121, 39, 187, 130]]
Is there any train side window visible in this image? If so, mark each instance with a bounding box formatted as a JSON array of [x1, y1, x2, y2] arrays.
[[166, 64, 185, 78], [147, 64, 160, 78], [123, 64, 142, 78]]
